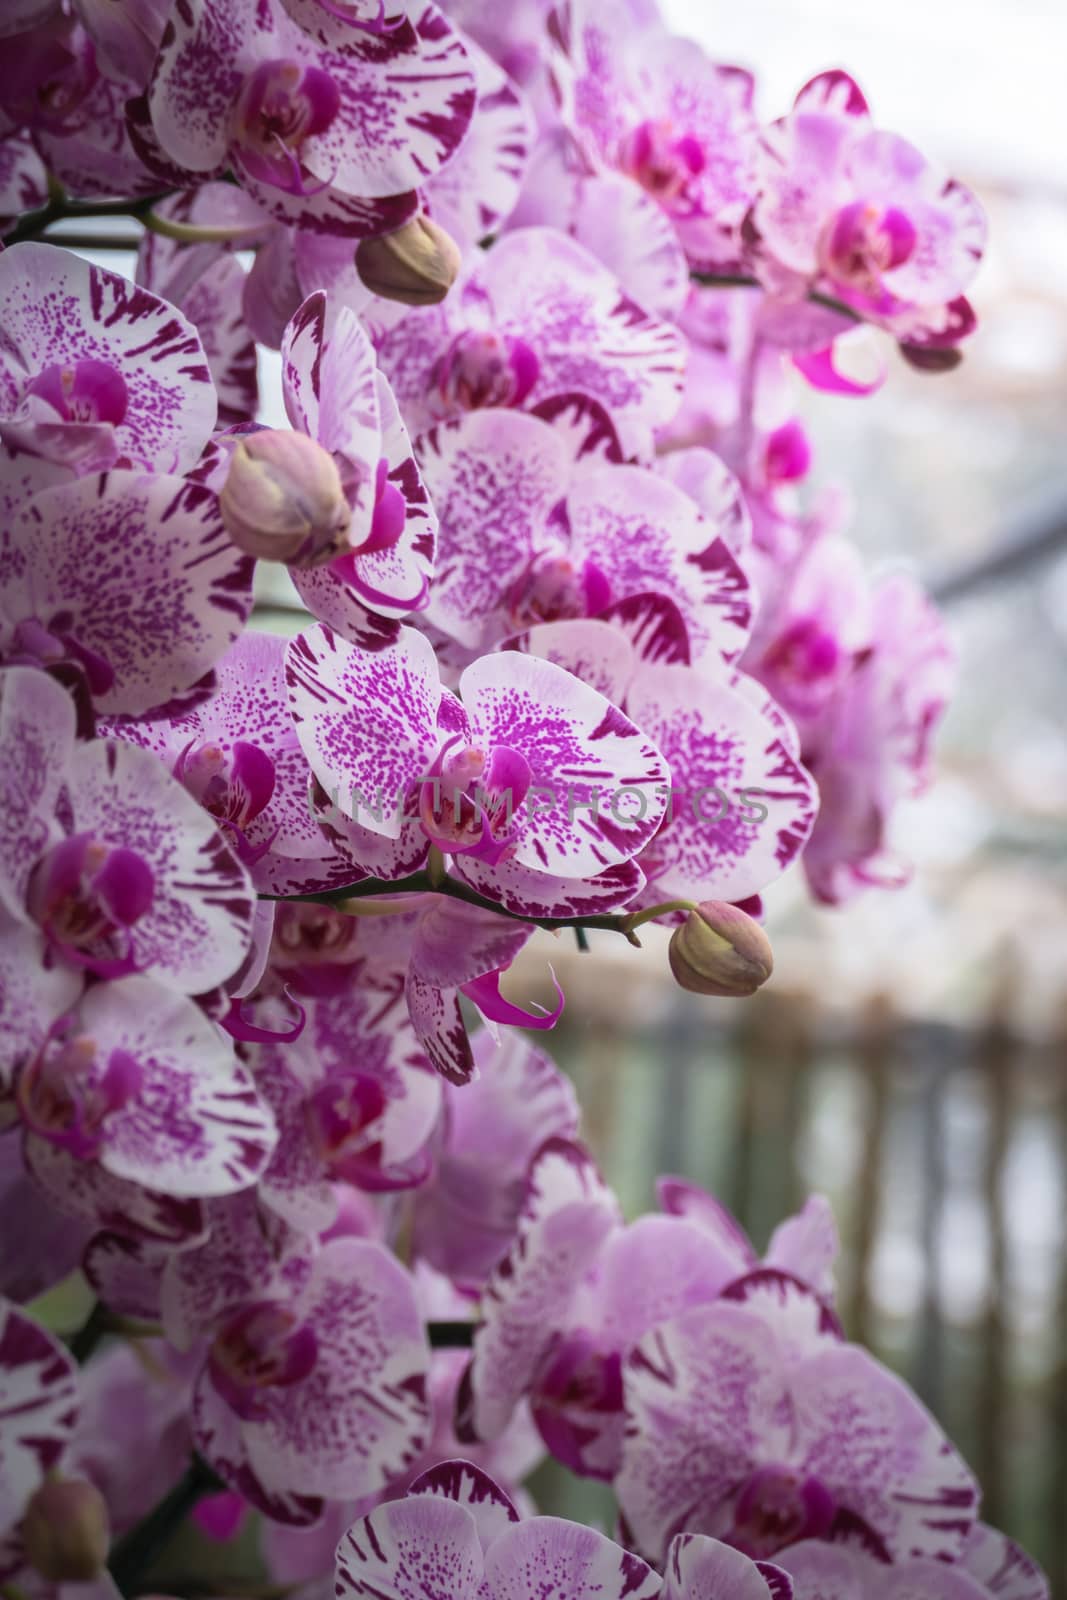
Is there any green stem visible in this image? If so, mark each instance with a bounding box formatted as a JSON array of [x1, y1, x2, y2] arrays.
[[68, 1301, 109, 1364], [1, 190, 176, 249], [688, 270, 861, 324], [262, 871, 698, 947], [261, 871, 645, 945], [108, 1456, 222, 1598]]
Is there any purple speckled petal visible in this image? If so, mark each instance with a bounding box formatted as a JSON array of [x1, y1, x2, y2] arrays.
[[426, 35, 533, 251], [0, 131, 47, 228], [286, 624, 443, 838], [336, 1492, 483, 1600], [484, 1517, 660, 1600], [22, 1135, 206, 1244], [465, 1139, 619, 1442], [0, 1132, 90, 1302], [242, 1238, 430, 1501], [459, 651, 668, 877], [0, 668, 74, 918], [527, 392, 628, 470], [454, 854, 644, 920], [655, 448, 750, 560], [161, 1190, 311, 1350], [239, 167, 420, 238], [567, 465, 752, 663], [617, 1301, 792, 1562], [3, 472, 253, 718], [81, 1232, 167, 1322], [192, 1364, 324, 1526], [297, 8, 476, 199], [769, 1541, 863, 1600], [595, 1216, 748, 1352], [0, 1296, 79, 1538], [409, 1457, 519, 1549], [960, 1524, 1050, 1600], [282, 294, 380, 477], [418, 409, 569, 650], [656, 1177, 755, 1270], [765, 1197, 839, 1304], [296, 372, 437, 628], [55, 977, 276, 1196], [791, 1344, 978, 1564], [68, 738, 255, 993], [409, 897, 530, 990], [0, 244, 216, 473], [406, 971, 472, 1086], [479, 229, 686, 435], [505, 619, 638, 704], [413, 1030, 578, 1288], [513, 138, 688, 320], [664, 1533, 793, 1600], [719, 1270, 843, 1353], [36, 72, 164, 201], [626, 664, 817, 903], [138, 223, 259, 427], [148, 0, 252, 173]]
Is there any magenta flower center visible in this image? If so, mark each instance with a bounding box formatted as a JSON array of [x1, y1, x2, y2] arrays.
[[819, 200, 918, 292], [433, 330, 540, 413], [209, 1302, 319, 1421], [175, 739, 276, 847], [27, 833, 155, 978], [305, 1072, 388, 1173], [728, 1464, 835, 1558], [231, 59, 340, 194], [418, 736, 530, 864], [25, 360, 129, 427], [18, 1033, 143, 1160], [507, 550, 613, 629], [619, 118, 705, 209], [763, 617, 842, 696]]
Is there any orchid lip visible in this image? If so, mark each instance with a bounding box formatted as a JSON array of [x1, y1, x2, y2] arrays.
[[17, 1030, 143, 1160], [209, 1301, 319, 1421]]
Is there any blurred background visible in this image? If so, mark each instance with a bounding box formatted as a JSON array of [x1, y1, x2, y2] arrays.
[[519, 0, 1067, 1579]]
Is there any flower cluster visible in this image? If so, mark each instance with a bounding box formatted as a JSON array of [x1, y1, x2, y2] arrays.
[[0, 3, 1045, 1599]]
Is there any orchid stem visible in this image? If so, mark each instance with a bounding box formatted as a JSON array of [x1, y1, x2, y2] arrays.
[[688, 270, 861, 324], [108, 1455, 222, 1598], [1, 189, 176, 249], [261, 871, 645, 945]]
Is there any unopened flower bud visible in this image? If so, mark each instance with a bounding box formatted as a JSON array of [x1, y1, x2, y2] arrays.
[[355, 215, 462, 307], [668, 901, 774, 998], [219, 430, 351, 567], [22, 1477, 110, 1583]]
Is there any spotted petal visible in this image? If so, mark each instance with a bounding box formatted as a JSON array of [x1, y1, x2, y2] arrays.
[[463, 1139, 620, 1442], [0, 244, 216, 473], [418, 409, 569, 650], [69, 738, 255, 993], [484, 1518, 660, 1600], [337, 1492, 483, 1600], [567, 464, 752, 662], [286, 624, 443, 839], [0, 1298, 79, 1542], [2, 473, 253, 718], [664, 1534, 792, 1600], [459, 651, 668, 877], [626, 664, 817, 903], [0, 668, 74, 918], [241, 1238, 431, 1501]]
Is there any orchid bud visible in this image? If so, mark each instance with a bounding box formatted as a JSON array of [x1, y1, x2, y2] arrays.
[[22, 1477, 110, 1582], [219, 431, 351, 568], [355, 215, 462, 307], [668, 901, 774, 998]]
